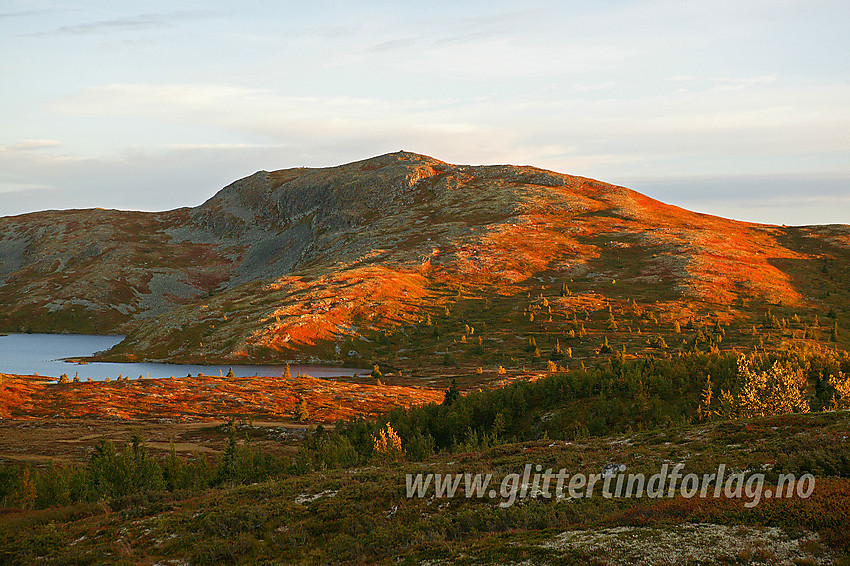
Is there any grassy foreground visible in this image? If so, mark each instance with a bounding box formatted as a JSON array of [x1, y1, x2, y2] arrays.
[[2, 349, 850, 564], [0, 409, 848, 565]]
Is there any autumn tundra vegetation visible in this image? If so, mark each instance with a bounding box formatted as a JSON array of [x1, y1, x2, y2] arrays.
[[0, 153, 849, 564]]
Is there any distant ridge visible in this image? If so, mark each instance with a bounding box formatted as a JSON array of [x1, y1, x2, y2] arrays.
[[1, 152, 847, 369]]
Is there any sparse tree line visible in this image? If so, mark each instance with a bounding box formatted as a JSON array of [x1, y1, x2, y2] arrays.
[[3, 346, 849, 510], [348, 278, 843, 381], [0, 424, 282, 510], [305, 346, 850, 469]]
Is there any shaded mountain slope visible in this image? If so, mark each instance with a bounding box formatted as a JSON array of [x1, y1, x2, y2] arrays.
[[1, 152, 847, 369]]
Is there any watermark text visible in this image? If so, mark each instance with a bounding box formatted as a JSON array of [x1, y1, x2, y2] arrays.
[[405, 464, 815, 508]]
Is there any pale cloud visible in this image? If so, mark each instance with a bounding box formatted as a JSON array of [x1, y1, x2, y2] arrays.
[[0, 183, 52, 195], [0, 10, 46, 20], [165, 143, 257, 150], [45, 77, 850, 183], [0, 139, 62, 152], [570, 82, 619, 93], [368, 37, 419, 52], [711, 75, 779, 90], [26, 10, 210, 36], [49, 84, 487, 143]]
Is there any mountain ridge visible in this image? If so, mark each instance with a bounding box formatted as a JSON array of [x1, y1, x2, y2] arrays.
[[1, 152, 848, 371]]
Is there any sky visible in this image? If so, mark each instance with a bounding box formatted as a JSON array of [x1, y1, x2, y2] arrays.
[[1, 0, 848, 225]]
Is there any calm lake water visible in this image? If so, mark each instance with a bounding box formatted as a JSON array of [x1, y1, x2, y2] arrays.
[[0, 333, 360, 382]]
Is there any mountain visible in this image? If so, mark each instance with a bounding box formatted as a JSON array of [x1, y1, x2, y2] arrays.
[[1, 151, 848, 370]]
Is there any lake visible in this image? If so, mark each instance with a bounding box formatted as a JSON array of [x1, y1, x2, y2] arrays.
[[0, 333, 361, 381]]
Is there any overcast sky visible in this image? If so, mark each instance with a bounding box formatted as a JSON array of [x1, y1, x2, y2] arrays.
[[1, 0, 848, 225]]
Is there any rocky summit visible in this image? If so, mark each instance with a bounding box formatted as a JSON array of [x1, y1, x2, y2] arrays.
[[1, 151, 848, 369]]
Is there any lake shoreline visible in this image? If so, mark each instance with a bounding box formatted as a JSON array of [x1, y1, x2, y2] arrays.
[[83, 351, 370, 370], [0, 333, 364, 382]]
